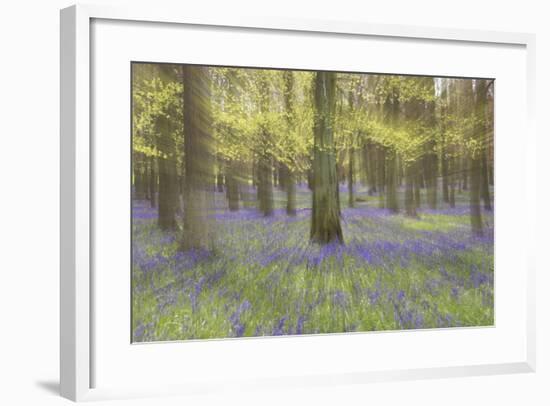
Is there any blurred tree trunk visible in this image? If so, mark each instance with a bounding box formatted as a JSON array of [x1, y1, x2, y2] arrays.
[[385, 150, 399, 212], [257, 142, 274, 216], [286, 169, 297, 216], [310, 71, 343, 244], [156, 116, 178, 230], [469, 155, 483, 236], [283, 70, 297, 216], [364, 141, 377, 195], [180, 65, 215, 251], [425, 78, 438, 210], [480, 147, 492, 211], [133, 153, 146, 199], [348, 149, 355, 208], [384, 94, 399, 213], [226, 160, 239, 211], [377, 145, 386, 208], [442, 149, 449, 203], [449, 157, 456, 208], [414, 168, 421, 208], [148, 155, 156, 208], [405, 163, 417, 217], [217, 172, 224, 193], [469, 79, 488, 236]]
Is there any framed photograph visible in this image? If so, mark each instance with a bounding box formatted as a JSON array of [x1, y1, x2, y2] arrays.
[[60, 4, 536, 402]]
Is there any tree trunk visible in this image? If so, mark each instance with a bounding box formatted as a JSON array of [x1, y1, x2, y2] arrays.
[[286, 169, 297, 216], [156, 116, 178, 230], [217, 172, 224, 193], [180, 65, 215, 251], [414, 165, 421, 208], [425, 152, 437, 209], [377, 145, 386, 208], [365, 142, 377, 195], [469, 155, 483, 236], [226, 160, 239, 211], [148, 155, 156, 208], [385, 149, 399, 213], [348, 148, 355, 208], [442, 149, 449, 203], [310, 71, 343, 244], [449, 158, 456, 208], [480, 148, 492, 211], [405, 163, 417, 217], [258, 150, 274, 216]]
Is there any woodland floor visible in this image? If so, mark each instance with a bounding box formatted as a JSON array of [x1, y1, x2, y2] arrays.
[[132, 184, 494, 342]]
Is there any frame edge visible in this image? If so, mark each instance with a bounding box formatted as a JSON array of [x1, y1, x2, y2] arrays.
[[60, 4, 91, 402]]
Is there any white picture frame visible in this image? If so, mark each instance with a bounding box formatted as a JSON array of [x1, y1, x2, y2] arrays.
[[60, 3, 537, 402]]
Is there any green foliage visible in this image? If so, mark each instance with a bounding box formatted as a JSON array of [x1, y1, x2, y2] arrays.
[[132, 65, 183, 159], [132, 63, 493, 188]]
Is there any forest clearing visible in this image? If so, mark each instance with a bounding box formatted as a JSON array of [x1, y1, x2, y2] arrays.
[[131, 63, 494, 342]]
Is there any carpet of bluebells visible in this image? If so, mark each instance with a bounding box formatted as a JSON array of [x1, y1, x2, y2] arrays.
[[132, 184, 494, 342]]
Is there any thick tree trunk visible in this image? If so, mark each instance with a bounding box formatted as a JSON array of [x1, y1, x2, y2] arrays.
[[310, 71, 343, 244], [180, 65, 215, 252]]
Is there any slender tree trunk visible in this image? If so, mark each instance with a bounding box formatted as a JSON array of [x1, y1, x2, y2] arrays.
[[180, 65, 215, 251], [469, 155, 483, 236], [348, 148, 355, 208], [148, 155, 156, 208], [156, 115, 178, 230], [405, 164, 417, 217], [258, 149, 274, 216], [286, 170, 297, 216], [480, 148, 492, 211], [425, 149, 438, 209], [226, 160, 239, 211], [310, 71, 343, 244], [133, 153, 147, 200], [462, 156, 468, 191], [365, 141, 377, 195], [377, 145, 386, 208], [442, 149, 449, 203], [414, 169, 421, 209], [449, 158, 456, 208], [307, 169, 314, 191], [217, 172, 224, 193], [385, 149, 399, 213]]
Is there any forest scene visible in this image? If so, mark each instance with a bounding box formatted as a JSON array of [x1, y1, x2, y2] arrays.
[[131, 62, 494, 342]]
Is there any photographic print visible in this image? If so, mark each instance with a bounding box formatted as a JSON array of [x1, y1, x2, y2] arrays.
[[131, 63, 494, 342]]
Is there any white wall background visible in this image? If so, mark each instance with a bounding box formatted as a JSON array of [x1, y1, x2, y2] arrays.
[[0, 0, 547, 405]]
